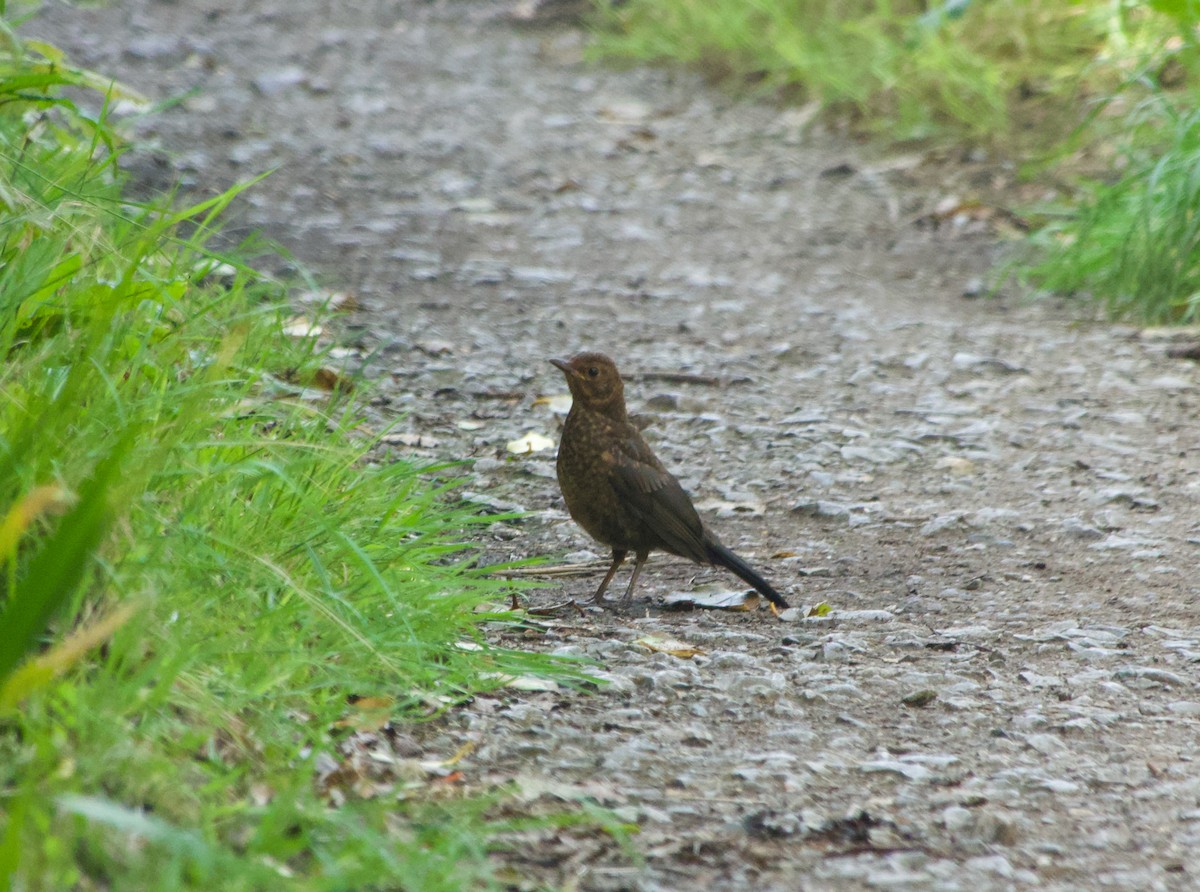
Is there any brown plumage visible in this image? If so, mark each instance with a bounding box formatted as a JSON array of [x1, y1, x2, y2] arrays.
[[550, 351, 789, 610]]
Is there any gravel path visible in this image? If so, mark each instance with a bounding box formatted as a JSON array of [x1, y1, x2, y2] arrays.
[[32, 1, 1200, 889]]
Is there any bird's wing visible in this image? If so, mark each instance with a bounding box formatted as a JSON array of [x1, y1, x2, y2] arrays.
[[606, 428, 708, 562]]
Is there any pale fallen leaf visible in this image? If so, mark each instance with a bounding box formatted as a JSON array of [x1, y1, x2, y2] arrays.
[[506, 431, 556, 454], [282, 316, 322, 338], [776, 101, 821, 133], [456, 420, 485, 431], [480, 671, 560, 692], [616, 127, 657, 152], [1139, 324, 1200, 340], [329, 291, 358, 311], [504, 675, 560, 692], [294, 289, 357, 311], [808, 602, 833, 617], [249, 783, 273, 807], [936, 456, 976, 475], [533, 392, 573, 414], [794, 566, 835, 577], [510, 773, 622, 804], [193, 259, 238, 282], [694, 497, 766, 517], [662, 589, 760, 611], [634, 634, 704, 659], [459, 491, 525, 512], [415, 338, 454, 356], [432, 741, 475, 768], [695, 150, 731, 168], [383, 432, 441, 448], [598, 99, 651, 123], [332, 695, 395, 731]]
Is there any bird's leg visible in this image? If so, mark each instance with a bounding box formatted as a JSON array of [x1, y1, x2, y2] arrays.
[[618, 551, 649, 609], [592, 549, 627, 604]]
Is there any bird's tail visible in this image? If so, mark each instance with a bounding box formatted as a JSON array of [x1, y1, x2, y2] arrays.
[[704, 539, 789, 609]]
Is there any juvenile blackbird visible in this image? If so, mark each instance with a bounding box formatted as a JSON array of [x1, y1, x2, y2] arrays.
[[550, 351, 789, 610]]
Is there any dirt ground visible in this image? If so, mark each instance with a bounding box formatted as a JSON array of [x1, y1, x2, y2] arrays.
[[29, 1, 1200, 889]]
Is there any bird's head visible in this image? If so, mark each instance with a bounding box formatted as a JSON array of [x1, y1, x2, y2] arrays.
[[550, 351, 627, 418]]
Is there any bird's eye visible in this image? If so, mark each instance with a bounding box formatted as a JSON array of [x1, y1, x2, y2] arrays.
[[587, 367, 599, 377]]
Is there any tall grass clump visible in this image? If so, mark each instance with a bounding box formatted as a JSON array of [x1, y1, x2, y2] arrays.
[[590, 0, 1114, 144], [0, 25, 586, 891], [1025, 103, 1200, 324], [1019, 2, 1200, 323]]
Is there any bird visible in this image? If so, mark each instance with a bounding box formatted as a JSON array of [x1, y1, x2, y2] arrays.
[[550, 351, 789, 611]]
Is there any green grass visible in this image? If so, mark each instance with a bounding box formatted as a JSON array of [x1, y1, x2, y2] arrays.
[[590, 0, 1134, 144], [1018, 6, 1200, 323], [1023, 102, 1200, 324], [0, 25, 598, 891]]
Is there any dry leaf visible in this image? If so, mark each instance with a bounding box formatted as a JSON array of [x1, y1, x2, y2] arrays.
[[694, 497, 766, 517], [635, 634, 704, 659], [920, 198, 1029, 232], [312, 366, 352, 393], [282, 316, 322, 338], [479, 671, 560, 692], [510, 773, 621, 804], [616, 127, 657, 152], [533, 392, 573, 414], [598, 100, 651, 123], [662, 589, 761, 611], [347, 695, 394, 710], [415, 339, 454, 356], [332, 695, 396, 731], [328, 291, 358, 311], [695, 150, 730, 168], [193, 260, 238, 282], [295, 289, 358, 312], [383, 432, 441, 448], [936, 456, 976, 475], [504, 675, 560, 692], [506, 431, 555, 454], [1139, 324, 1200, 340], [442, 741, 476, 766]]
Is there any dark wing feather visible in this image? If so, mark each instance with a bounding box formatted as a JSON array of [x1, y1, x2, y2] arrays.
[[606, 427, 708, 562]]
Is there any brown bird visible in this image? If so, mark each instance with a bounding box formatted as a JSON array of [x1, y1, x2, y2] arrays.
[[550, 351, 789, 611]]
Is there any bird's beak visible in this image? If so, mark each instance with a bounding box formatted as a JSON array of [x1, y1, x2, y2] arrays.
[[549, 357, 574, 376]]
